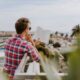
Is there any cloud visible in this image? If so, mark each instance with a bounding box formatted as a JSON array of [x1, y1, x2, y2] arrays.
[[0, 0, 80, 32]]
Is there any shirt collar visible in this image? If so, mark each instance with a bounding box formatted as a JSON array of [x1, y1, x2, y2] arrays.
[[15, 34, 25, 40]]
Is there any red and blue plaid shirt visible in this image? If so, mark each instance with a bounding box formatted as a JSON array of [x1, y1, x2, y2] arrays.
[[4, 34, 39, 76]]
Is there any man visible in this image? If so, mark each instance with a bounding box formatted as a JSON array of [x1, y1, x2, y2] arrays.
[[3, 17, 40, 80]]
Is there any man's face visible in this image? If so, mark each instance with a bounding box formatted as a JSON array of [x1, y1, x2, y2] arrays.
[[26, 23, 31, 34]]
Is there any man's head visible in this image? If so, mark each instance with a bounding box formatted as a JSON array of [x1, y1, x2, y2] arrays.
[[15, 17, 30, 34]]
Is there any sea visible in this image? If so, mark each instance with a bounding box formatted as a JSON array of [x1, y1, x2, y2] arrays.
[[0, 48, 5, 67]]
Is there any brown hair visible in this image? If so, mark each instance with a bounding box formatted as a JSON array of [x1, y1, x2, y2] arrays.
[[15, 17, 30, 34]]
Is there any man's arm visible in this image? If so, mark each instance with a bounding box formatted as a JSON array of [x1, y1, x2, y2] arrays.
[[25, 43, 40, 62]]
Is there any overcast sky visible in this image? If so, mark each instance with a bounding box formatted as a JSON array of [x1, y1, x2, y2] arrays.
[[0, 0, 80, 33]]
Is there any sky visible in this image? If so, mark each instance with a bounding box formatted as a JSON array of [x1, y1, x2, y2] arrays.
[[0, 0, 80, 33]]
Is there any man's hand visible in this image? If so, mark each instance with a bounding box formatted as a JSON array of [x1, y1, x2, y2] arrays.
[[26, 34, 35, 46]]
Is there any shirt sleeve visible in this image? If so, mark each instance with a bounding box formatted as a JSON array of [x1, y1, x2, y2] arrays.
[[25, 42, 40, 62]]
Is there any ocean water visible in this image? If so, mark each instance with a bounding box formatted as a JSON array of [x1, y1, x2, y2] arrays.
[[0, 49, 5, 57], [0, 49, 5, 67]]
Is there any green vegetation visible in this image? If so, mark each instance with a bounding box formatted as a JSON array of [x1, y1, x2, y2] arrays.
[[66, 35, 80, 80]]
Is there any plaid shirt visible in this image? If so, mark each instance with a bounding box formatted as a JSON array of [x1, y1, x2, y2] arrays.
[[4, 34, 39, 76]]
